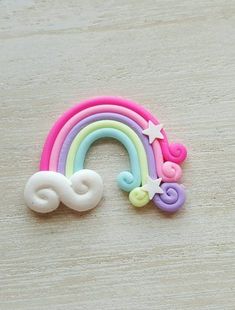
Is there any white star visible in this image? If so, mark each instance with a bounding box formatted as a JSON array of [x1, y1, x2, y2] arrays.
[[142, 121, 164, 143], [142, 176, 164, 200]]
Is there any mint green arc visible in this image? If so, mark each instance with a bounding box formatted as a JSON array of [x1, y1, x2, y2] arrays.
[[73, 128, 141, 192], [66, 120, 149, 188]]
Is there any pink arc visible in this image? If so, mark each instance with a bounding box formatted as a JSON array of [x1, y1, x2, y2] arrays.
[[40, 96, 187, 174], [49, 105, 182, 182]]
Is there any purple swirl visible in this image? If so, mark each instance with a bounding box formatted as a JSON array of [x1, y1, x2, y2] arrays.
[[153, 183, 186, 212]]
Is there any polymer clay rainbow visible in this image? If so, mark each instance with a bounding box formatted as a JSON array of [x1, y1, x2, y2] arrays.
[[24, 96, 187, 214]]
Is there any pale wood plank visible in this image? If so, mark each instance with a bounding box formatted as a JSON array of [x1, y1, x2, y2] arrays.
[[0, 1, 235, 309]]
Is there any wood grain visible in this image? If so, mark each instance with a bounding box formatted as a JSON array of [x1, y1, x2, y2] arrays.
[[0, 1, 235, 309]]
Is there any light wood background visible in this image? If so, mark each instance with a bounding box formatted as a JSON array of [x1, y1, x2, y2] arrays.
[[0, 1, 235, 309]]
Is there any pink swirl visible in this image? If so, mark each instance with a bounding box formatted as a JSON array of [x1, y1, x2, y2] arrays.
[[158, 161, 182, 182], [152, 140, 182, 182], [161, 141, 187, 164]]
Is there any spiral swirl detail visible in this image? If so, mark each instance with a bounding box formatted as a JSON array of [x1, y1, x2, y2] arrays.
[[24, 170, 103, 213], [153, 183, 186, 213], [129, 187, 150, 207], [158, 161, 182, 182]]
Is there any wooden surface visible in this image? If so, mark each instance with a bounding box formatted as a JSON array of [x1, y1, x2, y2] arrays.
[[0, 1, 235, 309]]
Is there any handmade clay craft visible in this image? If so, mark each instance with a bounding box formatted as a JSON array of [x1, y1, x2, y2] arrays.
[[24, 96, 187, 213]]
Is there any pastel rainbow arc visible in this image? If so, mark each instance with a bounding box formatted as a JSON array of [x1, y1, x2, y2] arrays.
[[46, 103, 183, 183], [66, 121, 149, 190], [73, 128, 144, 193], [35, 96, 187, 213], [40, 96, 187, 172], [60, 115, 156, 177]]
